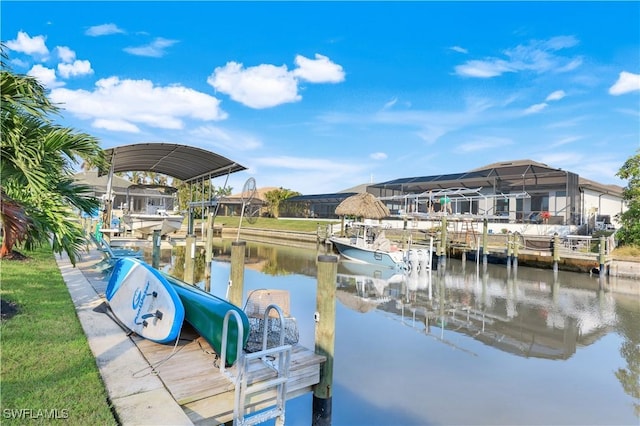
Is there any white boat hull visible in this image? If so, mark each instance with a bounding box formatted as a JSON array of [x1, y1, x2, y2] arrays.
[[123, 213, 184, 236]]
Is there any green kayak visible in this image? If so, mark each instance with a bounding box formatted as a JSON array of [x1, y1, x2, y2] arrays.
[[161, 272, 249, 366]]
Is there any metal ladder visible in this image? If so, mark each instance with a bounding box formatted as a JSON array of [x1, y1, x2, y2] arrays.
[[220, 305, 292, 426]]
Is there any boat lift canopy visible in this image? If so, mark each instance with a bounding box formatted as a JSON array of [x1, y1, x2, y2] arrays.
[[98, 143, 247, 231], [99, 143, 246, 184]]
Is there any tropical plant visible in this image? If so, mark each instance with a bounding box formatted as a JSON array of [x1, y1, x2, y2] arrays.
[[615, 149, 640, 246], [264, 187, 301, 218], [176, 179, 232, 214], [1, 50, 104, 265]]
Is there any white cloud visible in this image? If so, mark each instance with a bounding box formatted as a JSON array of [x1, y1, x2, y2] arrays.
[[50, 77, 227, 132], [124, 37, 178, 57], [58, 60, 93, 78], [523, 103, 548, 115], [249, 155, 368, 193], [455, 36, 582, 78], [256, 156, 351, 172], [383, 98, 397, 110], [85, 23, 125, 36], [10, 58, 29, 68], [189, 125, 262, 151], [56, 46, 76, 63], [93, 119, 140, 133], [27, 64, 63, 88], [550, 136, 581, 147], [546, 90, 566, 102], [609, 71, 640, 95], [450, 46, 468, 54], [208, 62, 301, 109], [370, 152, 388, 160], [457, 137, 513, 153], [208, 54, 345, 109], [455, 59, 514, 78], [293, 54, 345, 83], [6, 31, 49, 56]]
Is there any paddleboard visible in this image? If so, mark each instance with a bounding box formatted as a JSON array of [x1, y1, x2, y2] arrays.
[[106, 257, 185, 344], [161, 272, 250, 366]]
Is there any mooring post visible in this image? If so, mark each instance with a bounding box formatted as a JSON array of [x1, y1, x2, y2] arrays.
[[598, 235, 606, 278], [184, 234, 196, 284], [312, 255, 338, 426], [461, 250, 467, 271], [552, 233, 560, 273], [439, 216, 447, 270], [482, 218, 488, 269], [152, 229, 161, 269], [506, 232, 513, 270], [513, 232, 519, 271], [204, 212, 214, 292], [229, 240, 246, 307]]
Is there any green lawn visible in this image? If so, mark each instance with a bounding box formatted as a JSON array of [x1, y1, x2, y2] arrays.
[[0, 246, 116, 425]]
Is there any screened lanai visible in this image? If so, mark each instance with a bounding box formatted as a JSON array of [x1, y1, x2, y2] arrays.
[[368, 159, 581, 224]]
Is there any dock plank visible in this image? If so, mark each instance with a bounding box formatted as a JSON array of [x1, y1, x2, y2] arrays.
[[129, 332, 325, 423]]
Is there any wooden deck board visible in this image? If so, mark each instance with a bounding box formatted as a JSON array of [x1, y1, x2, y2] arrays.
[[129, 332, 325, 423]]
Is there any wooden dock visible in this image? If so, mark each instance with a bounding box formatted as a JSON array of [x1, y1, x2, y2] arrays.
[[130, 327, 325, 425]]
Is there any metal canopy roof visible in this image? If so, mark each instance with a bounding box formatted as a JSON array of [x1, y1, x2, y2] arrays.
[[369, 159, 570, 193], [100, 143, 246, 183]]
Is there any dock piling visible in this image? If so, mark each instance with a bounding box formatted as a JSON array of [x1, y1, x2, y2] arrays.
[[229, 240, 246, 307], [482, 218, 488, 270], [598, 236, 606, 278], [204, 212, 214, 292], [152, 229, 161, 269], [506, 232, 513, 270], [184, 234, 196, 284], [312, 255, 338, 426], [552, 233, 560, 273]]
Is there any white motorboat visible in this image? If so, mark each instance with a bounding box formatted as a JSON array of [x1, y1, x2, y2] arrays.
[[122, 209, 184, 237], [122, 184, 184, 237], [330, 222, 433, 271]]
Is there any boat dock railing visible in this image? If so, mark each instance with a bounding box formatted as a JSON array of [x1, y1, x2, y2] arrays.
[[220, 305, 292, 426]]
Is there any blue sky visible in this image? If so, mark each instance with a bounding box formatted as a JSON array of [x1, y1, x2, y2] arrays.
[[3, 1, 639, 194]]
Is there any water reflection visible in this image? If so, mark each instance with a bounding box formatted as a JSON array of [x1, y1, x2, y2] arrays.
[[164, 239, 639, 423]]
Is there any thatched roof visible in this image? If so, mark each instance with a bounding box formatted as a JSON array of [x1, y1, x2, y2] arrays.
[[334, 192, 390, 219], [336, 290, 378, 313]]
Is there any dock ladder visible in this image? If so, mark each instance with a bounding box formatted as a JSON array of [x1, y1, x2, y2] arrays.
[[220, 305, 292, 426]]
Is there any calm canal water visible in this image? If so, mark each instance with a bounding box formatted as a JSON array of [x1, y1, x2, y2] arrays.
[[163, 239, 639, 426]]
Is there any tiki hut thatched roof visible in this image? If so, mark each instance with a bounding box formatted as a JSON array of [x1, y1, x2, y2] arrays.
[[334, 192, 390, 219], [336, 290, 379, 313]]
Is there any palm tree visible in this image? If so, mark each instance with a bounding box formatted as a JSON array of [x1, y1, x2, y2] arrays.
[[1, 50, 105, 265]]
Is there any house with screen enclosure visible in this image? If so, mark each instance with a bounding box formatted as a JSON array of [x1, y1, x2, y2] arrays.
[[281, 159, 625, 231]]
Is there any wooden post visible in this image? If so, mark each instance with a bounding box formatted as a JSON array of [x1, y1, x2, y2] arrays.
[[439, 216, 447, 270], [152, 229, 161, 269], [228, 240, 246, 307], [598, 235, 606, 278], [312, 255, 338, 426], [461, 250, 466, 271], [553, 233, 560, 273], [184, 235, 196, 284], [204, 212, 214, 292], [506, 232, 513, 270], [482, 218, 488, 269], [513, 232, 519, 270]]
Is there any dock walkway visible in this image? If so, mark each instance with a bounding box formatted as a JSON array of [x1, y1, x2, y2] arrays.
[[57, 247, 324, 425]]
